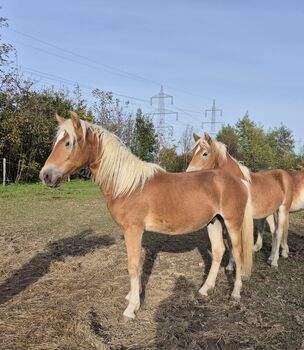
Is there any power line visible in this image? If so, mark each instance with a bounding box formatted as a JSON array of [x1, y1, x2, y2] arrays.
[[14, 64, 209, 143], [10, 38, 157, 85], [21, 65, 206, 128], [10, 29, 159, 85], [21, 65, 151, 104], [9, 28, 212, 101], [18, 60, 210, 136], [172, 104, 202, 124]]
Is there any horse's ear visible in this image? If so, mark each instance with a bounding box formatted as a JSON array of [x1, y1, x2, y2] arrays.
[[55, 113, 65, 125], [193, 132, 201, 142], [70, 111, 81, 129], [204, 132, 213, 145]]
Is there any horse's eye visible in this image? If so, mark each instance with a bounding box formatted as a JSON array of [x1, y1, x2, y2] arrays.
[[202, 152, 208, 157], [65, 141, 70, 147]]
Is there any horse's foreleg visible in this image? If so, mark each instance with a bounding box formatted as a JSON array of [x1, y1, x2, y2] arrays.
[[253, 219, 266, 252], [267, 213, 277, 262], [199, 219, 225, 297], [280, 211, 289, 258], [123, 227, 143, 319], [225, 222, 243, 300]]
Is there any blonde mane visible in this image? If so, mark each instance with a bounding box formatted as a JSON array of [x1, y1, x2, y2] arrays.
[[56, 120, 164, 198], [213, 140, 251, 182]]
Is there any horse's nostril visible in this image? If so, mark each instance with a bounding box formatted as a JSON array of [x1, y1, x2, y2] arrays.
[[45, 174, 49, 180]]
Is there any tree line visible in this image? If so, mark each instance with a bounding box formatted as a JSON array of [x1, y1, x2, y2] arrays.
[[0, 14, 303, 183], [216, 112, 303, 172]]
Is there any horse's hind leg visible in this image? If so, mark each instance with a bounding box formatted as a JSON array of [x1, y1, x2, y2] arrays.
[[199, 219, 225, 297], [225, 238, 235, 272], [270, 206, 289, 268], [123, 227, 143, 319], [253, 219, 266, 252]]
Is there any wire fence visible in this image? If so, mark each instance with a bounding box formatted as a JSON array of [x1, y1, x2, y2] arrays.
[[0, 158, 20, 184], [0, 157, 93, 186]]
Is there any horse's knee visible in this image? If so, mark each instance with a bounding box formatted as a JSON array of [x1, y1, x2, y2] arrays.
[[128, 262, 140, 278]]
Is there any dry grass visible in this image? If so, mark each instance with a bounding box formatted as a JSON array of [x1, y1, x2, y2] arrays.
[[0, 181, 303, 350]]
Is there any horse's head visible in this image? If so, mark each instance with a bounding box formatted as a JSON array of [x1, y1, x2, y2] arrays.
[[40, 112, 93, 187], [186, 132, 218, 172]]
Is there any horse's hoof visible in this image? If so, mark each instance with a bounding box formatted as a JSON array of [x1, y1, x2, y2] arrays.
[[225, 265, 234, 273], [230, 294, 241, 303], [198, 288, 209, 298], [270, 262, 278, 269], [281, 251, 289, 259], [123, 315, 135, 322], [231, 293, 241, 302], [123, 309, 136, 320], [253, 245, 261, 252]]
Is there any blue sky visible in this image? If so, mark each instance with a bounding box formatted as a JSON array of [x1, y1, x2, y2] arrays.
[[1, 0, 304, 150]]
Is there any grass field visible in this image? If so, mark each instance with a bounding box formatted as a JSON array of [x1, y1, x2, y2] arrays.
[[0, 181, 303, 350]]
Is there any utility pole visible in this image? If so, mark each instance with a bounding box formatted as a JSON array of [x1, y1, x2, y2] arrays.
[[150, 86, 178, 147], [203, 99, 223, 137]]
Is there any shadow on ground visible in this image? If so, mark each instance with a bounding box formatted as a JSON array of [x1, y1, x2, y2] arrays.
[[152, 276, 238, 350], [140, 228, 233, 305], [0, 229, 115, 304]]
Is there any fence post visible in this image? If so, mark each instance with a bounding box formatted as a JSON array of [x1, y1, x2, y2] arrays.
[[3, 158, 6, 186]]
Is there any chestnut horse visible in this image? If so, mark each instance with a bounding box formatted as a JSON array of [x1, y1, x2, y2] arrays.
[[187, 132, 294, 268], [254, 170, 304, 253], [40, 112, 253, 319]]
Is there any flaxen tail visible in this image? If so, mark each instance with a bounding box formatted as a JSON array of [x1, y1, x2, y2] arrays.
[[241, 180, 254, 278]]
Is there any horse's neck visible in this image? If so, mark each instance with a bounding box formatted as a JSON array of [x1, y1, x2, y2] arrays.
[[89, 155, 115, 199], [86, 129, 112, 197], [218, 154, 246, 180], [87, 131, 100, 178]]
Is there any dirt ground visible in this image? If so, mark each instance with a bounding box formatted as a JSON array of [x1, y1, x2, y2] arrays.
[[0, 181, 303, 350]]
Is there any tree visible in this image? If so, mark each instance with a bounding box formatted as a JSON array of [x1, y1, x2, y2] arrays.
[[92, 89, 134, 148], [0, 72, 74, 182], [266, 124, 296, 169], [132, 109, 159, 162], [236, 112, 276, 171], [158, 147, 184, 172], [72, 84, 93, 122], [0, 13, 14, 72], [216, 124, 241, 160], [179, 124, 193, 170], [179, 124, 193, 155]]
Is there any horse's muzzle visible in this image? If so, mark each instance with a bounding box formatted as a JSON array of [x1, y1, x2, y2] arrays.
[[40, 166, 64, 187]]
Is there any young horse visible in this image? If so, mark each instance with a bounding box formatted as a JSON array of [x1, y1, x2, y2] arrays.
[[40, 112, 253, 319], [254, 170, 304, 253], [187, 132, 294, 268]]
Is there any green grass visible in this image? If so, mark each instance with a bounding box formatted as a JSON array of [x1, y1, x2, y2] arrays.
[[0, 180, 100, 200]]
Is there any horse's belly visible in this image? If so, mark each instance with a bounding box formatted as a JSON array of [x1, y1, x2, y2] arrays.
[[145, 217, 209, 235], [252, 189, 283, 218]]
